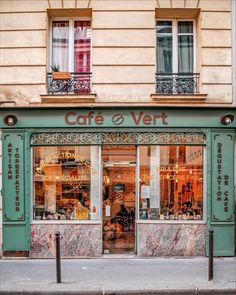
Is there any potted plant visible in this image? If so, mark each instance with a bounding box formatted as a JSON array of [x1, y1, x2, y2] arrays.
[[51, 65, 71, 80]]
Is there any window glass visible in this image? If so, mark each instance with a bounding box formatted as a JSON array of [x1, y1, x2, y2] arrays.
[[157, 35, 173, 73], [33, 146, 99, 221], [156, 21, 172, 73], [139, 145, 203, 220], [178, 21, 193, 33], [74, 21, 91, 72], [157, 21, 172, 33], [178, 35, 193, 73], [156, 20, 194, 74], [51, 20, 91, 72], [52, 21, 69, 71]]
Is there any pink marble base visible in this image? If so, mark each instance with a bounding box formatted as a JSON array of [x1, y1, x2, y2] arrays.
[[30, 224, 102, 258], [137, 223, 206, 256]]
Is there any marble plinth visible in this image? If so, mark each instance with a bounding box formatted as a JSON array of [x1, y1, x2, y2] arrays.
[[137, 223, 206, 256], [30, 224, 102, 258]]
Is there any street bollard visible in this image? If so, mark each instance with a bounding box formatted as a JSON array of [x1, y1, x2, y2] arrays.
[[55, 231, 61, 283], [208, 228, 214, 281]]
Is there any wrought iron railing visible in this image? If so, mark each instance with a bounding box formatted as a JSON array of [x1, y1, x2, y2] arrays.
[[155, 73, 200, 94], [47, 72, 92, 94]]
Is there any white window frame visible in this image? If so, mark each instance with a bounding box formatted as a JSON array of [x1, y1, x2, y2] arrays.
[[49, 17, 92, 73], [156, 19, 196, 73]]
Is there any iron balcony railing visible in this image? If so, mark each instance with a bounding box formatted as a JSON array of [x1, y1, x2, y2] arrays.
[[155, 73, 200, 94], [47, 72, 92, 94]]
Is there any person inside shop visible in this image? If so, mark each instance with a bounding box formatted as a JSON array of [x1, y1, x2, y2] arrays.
[[104, 218, 123, 240], [77, 192, 85, 206], [117, 204, 128, 217], [182, 202, 194, 216], [185, 182, 195, 206], [74, 200, 89, 220]]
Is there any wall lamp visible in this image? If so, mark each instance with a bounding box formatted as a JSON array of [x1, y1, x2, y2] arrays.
[[3, 114, 18, 126], [220, 114, 234, 125]]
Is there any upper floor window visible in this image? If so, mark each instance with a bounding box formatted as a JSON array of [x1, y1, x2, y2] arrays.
[[47, 19, 92, 95], [51, 19, 91, 72], [156, 20, 198, 94], [157, 20, 194, 74]]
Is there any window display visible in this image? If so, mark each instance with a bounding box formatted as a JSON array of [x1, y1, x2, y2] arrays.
[[139, 145, 204, 220], [33, 146, 99, 221]]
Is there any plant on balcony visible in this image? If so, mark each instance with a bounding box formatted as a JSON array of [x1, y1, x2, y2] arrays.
[[51, 64, 71, 80], [51, 64, 60, 72]]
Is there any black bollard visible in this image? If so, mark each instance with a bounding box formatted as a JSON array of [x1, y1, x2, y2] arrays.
[[208, 228, 214, 281], [55, 231, 61, 283]]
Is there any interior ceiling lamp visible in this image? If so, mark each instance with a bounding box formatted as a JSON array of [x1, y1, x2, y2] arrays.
[[3, 114, 18, 126], [220, 114, 234, 125]]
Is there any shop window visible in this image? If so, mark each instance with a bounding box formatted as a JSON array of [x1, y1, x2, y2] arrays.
[[139, 145, 204, 220], [156, 20, 198, 94], [33, 146, 99, 221]]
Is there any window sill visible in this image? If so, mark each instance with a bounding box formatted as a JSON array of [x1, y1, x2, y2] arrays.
[[40, 93, 97, 104], [151, 93, 208, 103], [31, 220, 101, 225], [0, 100, 16, 106], [136, 220, 205, 224]]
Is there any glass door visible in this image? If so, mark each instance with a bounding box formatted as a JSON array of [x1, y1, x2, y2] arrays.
[[102, 145, 136, 254]]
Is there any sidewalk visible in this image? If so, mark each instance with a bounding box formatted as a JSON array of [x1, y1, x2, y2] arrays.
[[0, 257, 235, 295]]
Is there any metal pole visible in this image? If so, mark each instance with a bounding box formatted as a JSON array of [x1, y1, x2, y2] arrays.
[[208, 228, 214, 281], [55, 231, 61, 283]]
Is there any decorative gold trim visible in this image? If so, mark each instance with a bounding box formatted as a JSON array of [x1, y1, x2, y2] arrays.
[[31, 131, 205, 145]]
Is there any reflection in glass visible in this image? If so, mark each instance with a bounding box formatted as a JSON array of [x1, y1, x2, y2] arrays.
[[178, 35, 193, 73], [156, 21, 172, 73], [178, 21, 193, 33], [157, 36, 173, 73], [139, 145, 203, 220], [74, 21, 91, 72], [33, 146, 99, 221], [157, 21, 172, 33]]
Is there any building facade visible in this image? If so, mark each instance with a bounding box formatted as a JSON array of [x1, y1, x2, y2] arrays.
[[0, 0, 235, 258]]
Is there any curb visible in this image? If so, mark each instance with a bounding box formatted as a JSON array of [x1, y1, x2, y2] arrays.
[[1, 289, 236, 295]]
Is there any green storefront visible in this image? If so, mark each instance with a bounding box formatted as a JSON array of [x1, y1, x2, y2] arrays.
[[1, 106, 235, 257]]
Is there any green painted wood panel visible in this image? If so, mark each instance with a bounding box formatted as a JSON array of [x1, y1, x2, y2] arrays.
[[1, 108, 236, 129], [2, 131, 30, 251], [3, 224, 29, 251], [211, 225, 235, 257], [211, 132, 234, 222], [2, 132, 25, 221], [209, 130, 235, 256]]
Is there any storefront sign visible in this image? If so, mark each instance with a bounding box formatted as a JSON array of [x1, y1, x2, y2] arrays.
[[36, 151, 96, 175], [65, 111, 168, 126], [3, 133, 24, 221], [212, 133, 234, 222], [215, 143, 229, 212], [35, 151, 97, 194]]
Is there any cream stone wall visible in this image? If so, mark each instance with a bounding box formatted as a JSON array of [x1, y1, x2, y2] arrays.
[[0, 0, 233, 105]]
